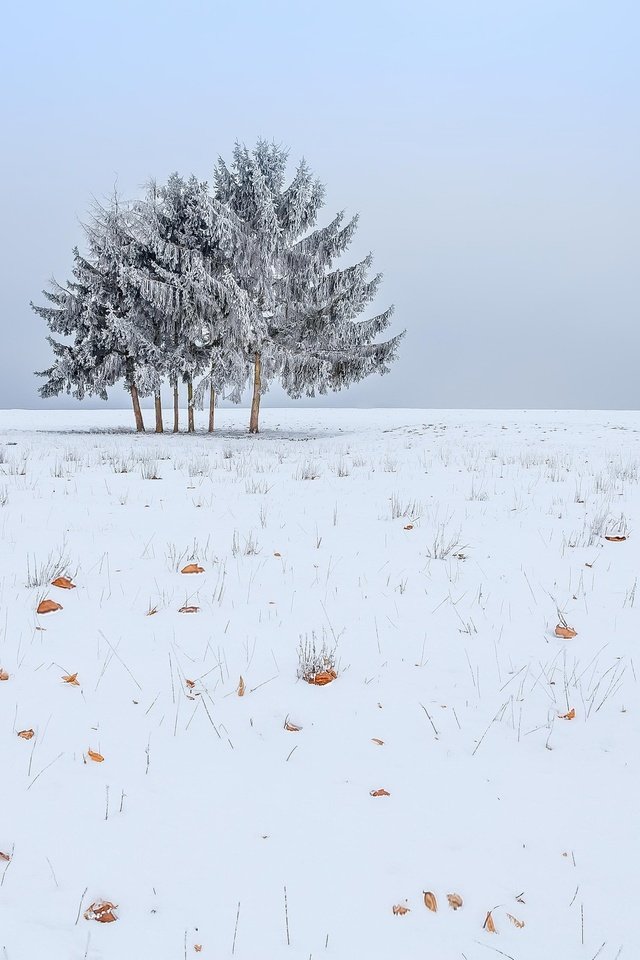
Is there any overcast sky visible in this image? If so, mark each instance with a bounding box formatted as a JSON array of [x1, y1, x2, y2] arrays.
[[2, 0, 639, 410]]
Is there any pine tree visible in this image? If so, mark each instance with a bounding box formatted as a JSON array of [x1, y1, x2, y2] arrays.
[[34, 145, 402, 435], [32, 197, 160, 431], [130, 174, 251, 432], [213, 140, 404, 432]]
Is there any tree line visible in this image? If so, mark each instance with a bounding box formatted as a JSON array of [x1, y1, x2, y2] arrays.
[[32, 140, 404, 433]]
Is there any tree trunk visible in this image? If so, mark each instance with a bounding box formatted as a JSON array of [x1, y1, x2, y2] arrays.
[[187, 379, 195, 433], [208, 384, 215, 433], [249, 352, 261, 434], [173, 382, 179, 433], [154, 390, 163, 433], [130, 384, 145, 433]]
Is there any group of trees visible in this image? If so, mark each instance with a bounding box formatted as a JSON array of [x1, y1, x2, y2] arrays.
[[33, 141, 403, 433]]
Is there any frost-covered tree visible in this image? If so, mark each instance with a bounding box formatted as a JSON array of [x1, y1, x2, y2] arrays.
[[130, 173, 251, 432], [32, 197, 160, 431], [34, 143, 402, 435], [214, 140, 404, 432]]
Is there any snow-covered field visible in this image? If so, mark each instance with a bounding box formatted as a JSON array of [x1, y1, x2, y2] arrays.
[[0, 407, 638, 960]]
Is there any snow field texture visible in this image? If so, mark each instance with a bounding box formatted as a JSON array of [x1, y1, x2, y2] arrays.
[[0, 407, 638, 960]]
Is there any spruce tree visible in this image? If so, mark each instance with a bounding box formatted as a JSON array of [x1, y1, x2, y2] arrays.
[[213, 140, 403, 432], [32, 197, 160, 431], [130, 174, 251, 432]]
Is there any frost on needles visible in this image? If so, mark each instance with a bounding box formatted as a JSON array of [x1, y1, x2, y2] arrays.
[[32, 140, 405, 433]]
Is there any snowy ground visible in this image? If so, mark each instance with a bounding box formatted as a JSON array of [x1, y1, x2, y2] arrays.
[[0, 407, 638, 960]]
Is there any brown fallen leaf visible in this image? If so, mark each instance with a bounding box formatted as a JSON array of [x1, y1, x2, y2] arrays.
[[0, 851, 10, 862], [194, 947, 203, 954], [185, 679, 196, 689], [178, 605, 200, 614], [370, 788, 391, 797], [484, 911, 497, 933], [447, 893, 463, 910], [0, 669, 9, 681], [284, 719, 302, 732], [423, 891, 437, 912], [181, 563, 205, 574], [403, 524, 414, 530], [392, 904, 410, 915], [237, 676, 245, 697], [51, 576, 75, 589], [555, 624, 577, 639], [17, 729, 34, 740], [36, 599, 62, 614], [87, 749, 104, 763], [371, 738, 384, 746], [507, 913, 525, 928], [307, 669, 337, 686], [559, 707, 576, 720], [273, 552, 282, 557], [605, 535, 627, 542], [62, 672, 80, 686], [84, 901, 118, 923]]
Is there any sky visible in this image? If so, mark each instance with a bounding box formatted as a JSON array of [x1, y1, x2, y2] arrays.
[[2, 0, 639, 410]]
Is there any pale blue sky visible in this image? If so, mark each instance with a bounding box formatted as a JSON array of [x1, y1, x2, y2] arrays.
[[2, 0, 639, 409]]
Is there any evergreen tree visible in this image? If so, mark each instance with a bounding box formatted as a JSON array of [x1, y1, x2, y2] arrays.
[[32, 197, 160, 431], [214, 140, 404, 432], [130, 174, 251, 432], [34, 144, 402, 434]]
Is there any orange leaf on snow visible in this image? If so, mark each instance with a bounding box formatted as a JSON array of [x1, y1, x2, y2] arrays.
[[17, 729, 34, 740], [554, 624, 577, 639], [403, 524, 414, 530], [237, 676, 245, 697], [284, 719, 302, 732], [194, 947, 203, 953], [84, 901, 118, 923], [36, 599, 62, 614], [185, 679, 196, 689], [87, 749, 104, 763], [605, 535, 627, 542], [0, 851, 10, 862], [51, 576, 75, 589], [62, 673, 79, 686], [307, 669, 337, 686], [507, 913, 525, 928], [484, 911, 497, 933], [178, 606, 200, 614], [447, 893, 463, 910], [559, 707, 576, 720], [370, 788, 391, 797], [181, 563, 205, 574], [0, 669, 9, 681], [423, 891, 438, 912], [392, 904, 410, 915]]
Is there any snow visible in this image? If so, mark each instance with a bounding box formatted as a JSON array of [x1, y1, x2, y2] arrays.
[[0, 407, 638, 960]]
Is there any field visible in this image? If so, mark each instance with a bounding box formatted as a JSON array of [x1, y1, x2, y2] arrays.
[[0, 408, 638, 960]]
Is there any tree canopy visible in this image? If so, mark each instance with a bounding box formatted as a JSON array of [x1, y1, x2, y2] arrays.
[[33, 141, 404, 432]]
